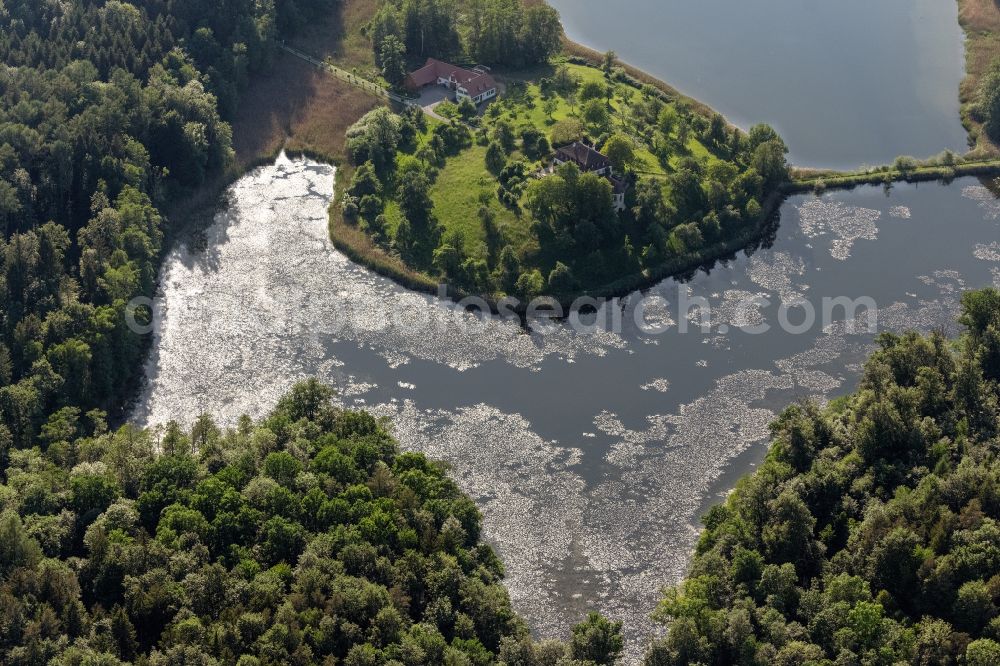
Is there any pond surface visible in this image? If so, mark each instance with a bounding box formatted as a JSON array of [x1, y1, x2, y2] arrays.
[[134, 154, 1000, 661], [548, 0, 968, 169]]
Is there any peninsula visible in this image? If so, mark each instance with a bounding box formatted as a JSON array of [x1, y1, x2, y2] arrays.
[[260, 0, 1000, 308], [253, 0, 789, 305]]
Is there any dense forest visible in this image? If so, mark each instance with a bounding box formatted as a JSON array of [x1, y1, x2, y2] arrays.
[[370, 0, 563, 81], [645, 288, 1000, 666], [0, 0, 336, 451], [0, 379, 627, 664], [9, 2, 1000, 665], [0, 2, 627, 663]]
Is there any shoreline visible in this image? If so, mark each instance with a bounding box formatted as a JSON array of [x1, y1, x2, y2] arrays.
[[321, 36, 790, 313], [788, 156, 1000, 193], [327, 153, 787, 316], [559, 36, 722, 123], [197, 5, 1000, 315], [117, 144, 336, 426], [323, 37, 1000, 313]]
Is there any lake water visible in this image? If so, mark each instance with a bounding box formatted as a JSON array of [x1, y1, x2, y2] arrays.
[[131, 3, 999, 662], [134, 155, 1000, 661], [548, 0, 968, 169]]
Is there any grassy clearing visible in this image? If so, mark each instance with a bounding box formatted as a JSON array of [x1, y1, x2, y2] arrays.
[[427, 146, 494, 253], [958, 0, 1000, 151], [431, 146, 539, 257], [560, 37, 720, 121]]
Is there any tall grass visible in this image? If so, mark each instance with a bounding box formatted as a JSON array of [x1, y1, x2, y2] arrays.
[[958, 0, 1000, 151]]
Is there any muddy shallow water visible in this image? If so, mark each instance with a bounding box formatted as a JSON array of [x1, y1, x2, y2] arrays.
[[133, 154, 1000, 661]]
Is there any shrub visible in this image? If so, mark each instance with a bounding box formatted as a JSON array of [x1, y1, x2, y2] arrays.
[[436, 101, 459, 119], [579, 80, 609, 102], [550, 119, 584, 147], [547, 262, 578, 294], [457, 97, 477, 120], [893, 155, 919, 173], [514, 269, 545, 300], [342, 196, 360, 221], [485, 142, 506, 174]]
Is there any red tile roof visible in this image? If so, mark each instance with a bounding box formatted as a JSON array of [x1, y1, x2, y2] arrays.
[[405, 58, 497, 96]]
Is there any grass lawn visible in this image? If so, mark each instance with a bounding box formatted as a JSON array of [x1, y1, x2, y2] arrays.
[[406, 60, 727, 261], [351, 55, 749, 297], [430, 145, 494, 250], [383, 141, 531, 258], [428, 146, 531, 255]]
